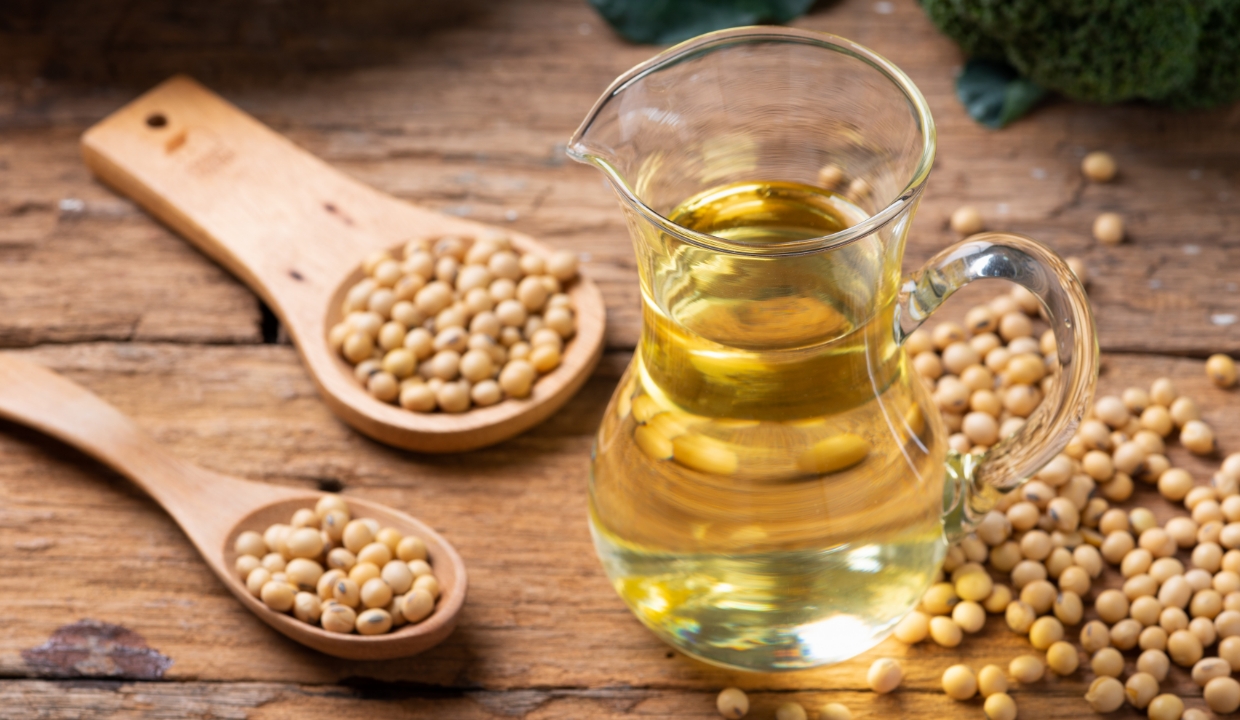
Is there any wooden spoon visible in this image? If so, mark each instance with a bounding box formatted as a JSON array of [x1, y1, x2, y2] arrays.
[[0, 353, 466, 660], [80, 75, 606, 453]]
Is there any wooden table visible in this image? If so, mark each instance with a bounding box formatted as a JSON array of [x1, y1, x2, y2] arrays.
[[1, 0, 1237, 717]]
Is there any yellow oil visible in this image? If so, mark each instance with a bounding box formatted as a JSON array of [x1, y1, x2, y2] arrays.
[[590, 180, 948, 670]]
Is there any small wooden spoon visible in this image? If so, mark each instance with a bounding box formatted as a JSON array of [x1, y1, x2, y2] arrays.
[[80, 75, 606, 453], [0, 353, 466, 660]]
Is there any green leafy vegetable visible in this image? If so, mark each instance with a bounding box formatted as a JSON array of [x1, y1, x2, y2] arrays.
[[588, 0, 817, 45], [956, 59, 1046, 128], [921, 0, 1240, 111]]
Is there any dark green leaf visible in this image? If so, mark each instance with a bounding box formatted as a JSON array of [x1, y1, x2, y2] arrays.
[[955, 59, 1046, 129], [588, 0, 817, 45]]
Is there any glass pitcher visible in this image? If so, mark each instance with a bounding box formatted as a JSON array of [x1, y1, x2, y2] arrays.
[[568, 27, 1097, 671]]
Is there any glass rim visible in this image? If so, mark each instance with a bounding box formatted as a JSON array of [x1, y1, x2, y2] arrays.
[[567, 26, 937, 257]]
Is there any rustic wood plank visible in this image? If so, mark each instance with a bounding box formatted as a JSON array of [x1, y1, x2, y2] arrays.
[[6, 679, 1202, 720], [0, 0, 1237, 716], [0, 129, 263, 346], [0, 0, 1237, 354], [0, 342, 1234, 720]]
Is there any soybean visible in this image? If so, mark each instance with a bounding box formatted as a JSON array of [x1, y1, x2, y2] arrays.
[[235, 495, 442, 636]]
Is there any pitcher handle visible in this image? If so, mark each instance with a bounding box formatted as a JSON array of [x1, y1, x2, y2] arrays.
[[895, 232, 1099, 535]]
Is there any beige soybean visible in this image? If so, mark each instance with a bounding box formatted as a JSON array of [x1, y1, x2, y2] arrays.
[[1124, 573, 1159, 599], [285, 558, 324, 591], [356, 608, 393, 636], [1137, 648, 1171, 681], [1044, 640, 1077, 675], [1222, 636, 1240, 669], [818, 703, 851, 720], [942, 664, 977, 700], [293, 591, 323, 624], [989, 542, 1022, 573], [1206, 676, 1240, 714], [1093, 212, 1124, 245], [401, 588, 436, 623], [1086, 676, 1125, 713], [983, 693, 1016, 720], [261, 552, 286, 573], [1160, 606, 1190, 633], [893, 610, 930, 644], [1191, 615, 1217, 647], [1124, 672, 1160, 710], [1009, 654, 1045, 683], [1006, 601, 1037, 634], [929, 616, 963, 647], [977, 664, 1007, 697], [1092, 647, 1124, 678], [1182, 419, 1216, 454], [950, 206, 984, 235], [1110, 619, 1142, 650], [1160, 575, 1192, 609], [866, 658, 903, 693], [1010, 560, 1047, 589], [1045, 547, 1073, 579], [1192, 657, 1232, 686], [1168, 629, 1204, 666], [715, 688, 749, 719], [1147, 695, 1184, 720], [983, 584, 1013, 613], [381, 560, 415, 594], [1058, 566, 1090, 597], [1217, 609, 1240, 638], [922, 582, 959, 614], [1140, 626, 1169, 652], [1082, 152, 1117, 182], [236, 554, 262, 580], [1206, 353, 1238, 388], [1029, 616, 1064, 650], [1053, 590, 1084, 626], [414, 573, 441, 599], [235, 531, 266, 557], [321, 603, 357, 634], [1020, 580, 1056, 614], [1080, 620, 1112, 653], [952, 601, 986, 633]]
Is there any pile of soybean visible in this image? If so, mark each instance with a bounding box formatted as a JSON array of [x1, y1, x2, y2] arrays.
[[329, 232, 580, 412], [894, 341, 1239, 720], [233, 495, 442, 635], [710, 278, 1236, 719]]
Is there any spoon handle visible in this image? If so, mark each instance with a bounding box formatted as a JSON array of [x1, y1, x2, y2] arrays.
[[0, 353, 300, 549], [80, 75, 487, 351]]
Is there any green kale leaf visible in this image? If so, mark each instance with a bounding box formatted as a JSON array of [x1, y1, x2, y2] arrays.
[[588, 0, 817, 45]]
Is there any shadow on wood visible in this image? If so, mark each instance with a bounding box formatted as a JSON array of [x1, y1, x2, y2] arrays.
[[0, 0, 487, 87]]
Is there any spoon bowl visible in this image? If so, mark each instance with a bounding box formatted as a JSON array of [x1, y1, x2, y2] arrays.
[[321, 238, 605, 449], [81, 75, 606, 453], [0, 354, 466, 660], [222, 496, 465, 660]]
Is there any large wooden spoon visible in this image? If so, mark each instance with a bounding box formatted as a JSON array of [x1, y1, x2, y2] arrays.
[[0, 353, 466, 660], [80, 75, 606, 453]]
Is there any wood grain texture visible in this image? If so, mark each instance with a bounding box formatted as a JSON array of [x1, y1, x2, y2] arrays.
[[8, 680, 1206, 720], [0, 130, 263, 347], [0, 354, 467, 660], [0, 0, 1236, 355], [0, 0, 1237, 715], [0, 343, 1236, 719], [81, 76, 606, 453]]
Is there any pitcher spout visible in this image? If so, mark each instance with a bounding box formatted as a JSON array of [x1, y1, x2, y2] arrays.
[[567, 26, 936, 259], [565, 64, 652, 201]]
